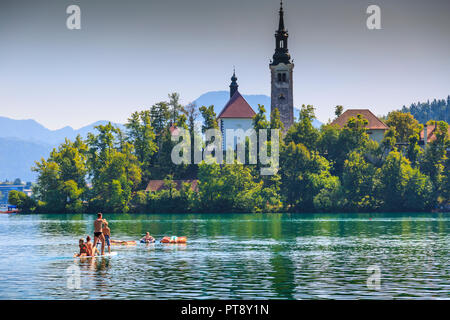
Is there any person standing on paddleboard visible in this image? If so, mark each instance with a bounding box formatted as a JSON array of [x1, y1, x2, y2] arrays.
[[103, 220, 111, 254], [93, 213, 105, 255]]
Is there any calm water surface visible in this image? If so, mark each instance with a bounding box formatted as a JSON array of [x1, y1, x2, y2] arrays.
[[0, 213, 448, 299]]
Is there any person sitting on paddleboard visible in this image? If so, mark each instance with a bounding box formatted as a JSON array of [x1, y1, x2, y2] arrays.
[[74, 239, 88, 257], [141, 232, 155, 243], [93, 213, 105, 255], [85, 235, 98, 256], [103, 219, 111, 254]]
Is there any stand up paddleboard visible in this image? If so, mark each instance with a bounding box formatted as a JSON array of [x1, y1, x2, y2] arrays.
[[74, 252, 118, 258]]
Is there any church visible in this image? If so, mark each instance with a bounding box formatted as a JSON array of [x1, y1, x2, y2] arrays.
[[218, 1, 294, 148]]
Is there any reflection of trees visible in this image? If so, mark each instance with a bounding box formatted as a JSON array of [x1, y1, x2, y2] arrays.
[[268, 244, 295, 299], [37, 214, 87, 235]]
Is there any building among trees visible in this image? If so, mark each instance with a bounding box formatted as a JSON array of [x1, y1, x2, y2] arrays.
[[146, 180, 199, 192], [331, 109, 389, 143], [420, 123, 450, 147], [218, 0, 295, 147], [217, 71, 256, 150]]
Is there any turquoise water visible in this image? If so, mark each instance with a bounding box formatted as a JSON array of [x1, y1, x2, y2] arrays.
[[0, 213, 448, 299]]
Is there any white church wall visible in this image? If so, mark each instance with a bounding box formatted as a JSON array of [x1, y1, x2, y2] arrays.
[[220, 118, 254, 150]]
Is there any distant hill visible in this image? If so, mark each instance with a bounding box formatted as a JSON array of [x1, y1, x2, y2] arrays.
[[193, 91, 323, 128], [0, 117, 125, 146], [0, 137, 53, 182], [0, 118, 124, 182]]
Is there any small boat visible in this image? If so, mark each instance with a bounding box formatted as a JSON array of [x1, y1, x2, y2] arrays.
[[0, 205, 19, 214], [160, 236, 187, 244], [110, 239, 136, 246]]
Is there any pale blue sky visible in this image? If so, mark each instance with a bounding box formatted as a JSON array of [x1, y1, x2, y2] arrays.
[[0, 0, 449, 129]]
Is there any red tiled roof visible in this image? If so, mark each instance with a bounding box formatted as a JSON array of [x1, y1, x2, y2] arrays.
[[420, 124, 450, 143], [330, 109, 388, 130], [145, 180, 199, 192], [217, 91, 256, 119]]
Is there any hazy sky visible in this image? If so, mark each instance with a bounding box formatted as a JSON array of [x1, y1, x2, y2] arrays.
[[1, 0, 449, 129]]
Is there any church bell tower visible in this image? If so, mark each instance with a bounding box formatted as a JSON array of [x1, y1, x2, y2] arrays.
[[270, 0, 294, 132]]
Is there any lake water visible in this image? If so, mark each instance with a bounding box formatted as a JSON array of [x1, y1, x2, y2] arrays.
[[0, 213, 448, 299]]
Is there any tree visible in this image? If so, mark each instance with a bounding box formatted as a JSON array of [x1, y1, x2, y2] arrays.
[[378, 150, 433, 211], [270, 107, 284, 131], [252, 104, 270, 131], [168, 92, 183, 123], [150, 102, 170, 136], [184, 102, 199, 133], [51, 136, 88, 190], [199, 105, 218, 133], [406, 134, 423, 167], [284, 105, 320, 151], [197, 161, 265, 212], [8, 190, 36, 212], [420, 121, 449, 193], [32, 159, 65, 212], [341, 152, 379, 211], [335, 105, 343, 118], [385, 111, 422, 143], [87, 124, 141, 213], [32, 136, 88, 213], [252, 105, 270, 168], [401, 97, 450, 124], [125, 110, 158, 184], [319, 114, 370, 176], [441, 155, 450, 203], [183, 102, 201, 179], [280, 142, 338, 211]]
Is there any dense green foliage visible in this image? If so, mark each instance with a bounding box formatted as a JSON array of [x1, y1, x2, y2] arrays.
[[18, 93, 450, 213], [400, 96, 450, 124]]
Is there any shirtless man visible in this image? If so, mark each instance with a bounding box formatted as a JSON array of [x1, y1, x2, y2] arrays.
[[93, 213, 105, 255]]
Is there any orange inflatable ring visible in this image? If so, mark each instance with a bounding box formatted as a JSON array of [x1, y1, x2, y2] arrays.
[[160, 236, 187, 244]]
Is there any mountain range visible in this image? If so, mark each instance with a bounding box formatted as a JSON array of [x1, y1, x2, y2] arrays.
[[0, 118, 125, 182], [0, 91, 322, 182]]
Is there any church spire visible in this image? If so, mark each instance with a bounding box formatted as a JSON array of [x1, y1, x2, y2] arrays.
[[269, 0, 294, 133], [271, 0, 291, 66], [229, 67, 239, 98], [278, 0, 285, 32]]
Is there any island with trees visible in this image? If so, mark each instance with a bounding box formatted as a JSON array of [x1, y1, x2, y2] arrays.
[[8, 94, 450, 214]]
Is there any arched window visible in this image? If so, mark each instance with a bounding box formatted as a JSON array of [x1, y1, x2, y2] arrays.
[[279, 40, 283, 48], [282, 73, 286, 82], [278, 73, 282, 82]]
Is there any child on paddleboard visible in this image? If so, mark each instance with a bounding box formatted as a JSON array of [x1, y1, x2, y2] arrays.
[[86, 235, 98, 256], [103, 219, 111, 254], [74, 238, 88, 257]]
